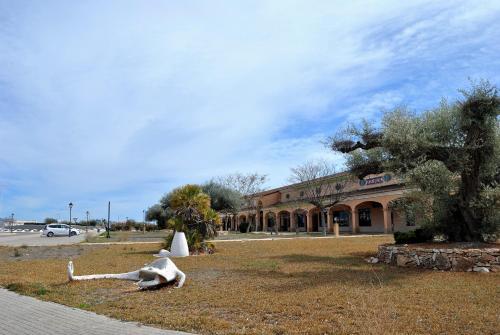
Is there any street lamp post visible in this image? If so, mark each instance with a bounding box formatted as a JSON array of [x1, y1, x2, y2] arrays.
[[106, 201, 111, 239], [10, 213, 14, 233], [68, 202, 73, 237], [86, 211, 89, 233], [142, 209, 146, 234]]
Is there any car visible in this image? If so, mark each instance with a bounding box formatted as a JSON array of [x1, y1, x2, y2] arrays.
[[41, 224, 80, 237]]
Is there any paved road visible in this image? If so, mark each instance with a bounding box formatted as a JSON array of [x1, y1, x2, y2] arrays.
[[0, 232, 86, 247], [0, 288, 192, 335]]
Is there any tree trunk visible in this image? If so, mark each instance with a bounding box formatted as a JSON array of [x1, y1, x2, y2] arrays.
[[246, 213, 253, 233], [455, 120, 486, 242], [320, 207, 327, 236]]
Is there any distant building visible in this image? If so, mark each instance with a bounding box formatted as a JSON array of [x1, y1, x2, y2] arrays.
[[222, 172, 413, 234], [0, 219, 38, 227]]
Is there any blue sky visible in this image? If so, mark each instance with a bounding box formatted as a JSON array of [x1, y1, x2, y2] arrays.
[[1, 0, 500, 221]]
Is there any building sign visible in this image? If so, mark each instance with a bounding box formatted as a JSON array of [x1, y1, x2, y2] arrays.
[[359, 174, 391, 186]]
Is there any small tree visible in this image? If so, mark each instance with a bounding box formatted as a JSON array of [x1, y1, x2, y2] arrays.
[[202, 181, 243, 230], [44, 218, 58, 224], [328, 80, 500, 242], [216, 172, 267, 232], [289, 160, 349, 235], [168, 184, 221, 247], [145, 204, 169, 229]]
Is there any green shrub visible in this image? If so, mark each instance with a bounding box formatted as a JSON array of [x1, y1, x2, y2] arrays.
[[33, 283, 47, 296], [394, 228, 434, 244], [164, 232, 174, 249], [415, 227, 434, 242], [6, 283, 20, 292], [144, 223, 158, 231], [203, 241, 216, 254]]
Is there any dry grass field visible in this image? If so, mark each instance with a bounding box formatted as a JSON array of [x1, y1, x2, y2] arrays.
[[0, 236, 498, 335]]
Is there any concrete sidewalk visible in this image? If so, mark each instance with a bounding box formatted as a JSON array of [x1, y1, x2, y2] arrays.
[[0, 288, 193, 335]]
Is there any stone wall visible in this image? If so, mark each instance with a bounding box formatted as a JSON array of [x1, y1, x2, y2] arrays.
[[375, 244, 500, 272]]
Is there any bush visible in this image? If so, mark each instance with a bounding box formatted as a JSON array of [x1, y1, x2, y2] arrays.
[[164, 233, 174, 249], [134, 223, 157, 231], [415, 227, 434, 242], [144, 223, 158, 231], [394, 228, 434, 244]]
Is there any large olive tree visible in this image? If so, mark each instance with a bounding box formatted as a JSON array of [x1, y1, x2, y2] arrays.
[[328, 81, 499, 242]]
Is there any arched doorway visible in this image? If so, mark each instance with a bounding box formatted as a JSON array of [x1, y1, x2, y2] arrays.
[[387, 198, 416, 232], [238, 214, 247, 231], [239, 214, 247, 224], [266, 212, 276, 232], [293, 209, 307, 232], [257, 201, 264, 232], [354, 201, 385, 233], [277, 211, 291, 232], [329, 205, 352, 233], [309, 208, 327, 232]]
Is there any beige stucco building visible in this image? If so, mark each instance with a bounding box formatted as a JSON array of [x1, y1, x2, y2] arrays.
[[222, 173, 413, 234]]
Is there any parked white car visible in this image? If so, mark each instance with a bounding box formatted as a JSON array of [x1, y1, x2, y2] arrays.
[[41, 224, 80, 237]]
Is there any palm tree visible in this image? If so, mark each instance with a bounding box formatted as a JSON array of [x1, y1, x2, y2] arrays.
[[169, 184, 220, 239]]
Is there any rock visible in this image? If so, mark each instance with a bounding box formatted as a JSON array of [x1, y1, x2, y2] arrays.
[[419, 255, 434, 269], [490, 265, 500, 272], [473, 267, 490, 273], [483, 248, 500, 256], [397, 255, 411, 267], [432, 252, 437, 262], [478, 253, 495, 263], [365, 257, 379, 264], [466, 250, 481, 257], [451, 257, 475, 272], [475, 262, 490, 267], [386, 250, 394, 264], [435, 253, 451, 270]]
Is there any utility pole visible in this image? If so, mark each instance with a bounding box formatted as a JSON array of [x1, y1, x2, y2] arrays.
[[10, 213, 14, 233], [106, 201, 111, 238], [86, 211, 89, 233], [68, 202, 73, 237], [142, 209, 146, 234]]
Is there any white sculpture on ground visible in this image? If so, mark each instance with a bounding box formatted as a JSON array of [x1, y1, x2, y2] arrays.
[[67, 249, 186, 289]]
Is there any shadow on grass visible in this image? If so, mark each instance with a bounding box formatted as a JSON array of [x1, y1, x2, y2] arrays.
[[274, 254, 364, 266], [236, 254, 422, 291]]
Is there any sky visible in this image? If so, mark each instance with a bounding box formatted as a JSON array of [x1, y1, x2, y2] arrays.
[[1, 0, 500, 221]]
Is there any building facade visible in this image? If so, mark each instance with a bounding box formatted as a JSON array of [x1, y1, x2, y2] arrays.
[[222, 173, 413, 234]]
